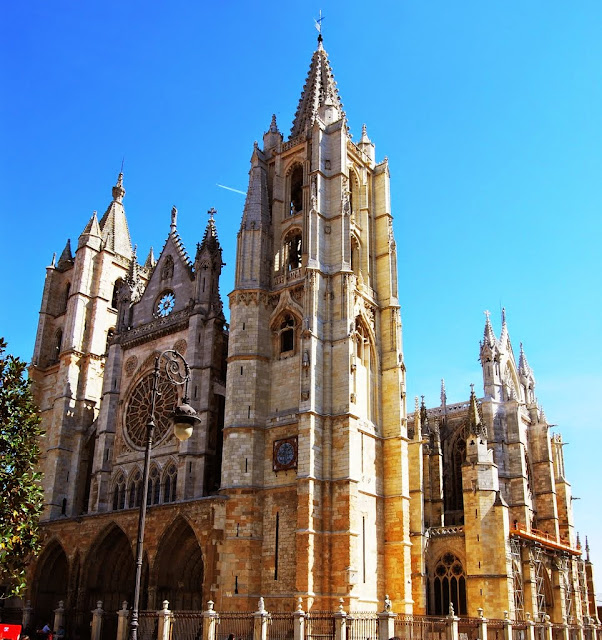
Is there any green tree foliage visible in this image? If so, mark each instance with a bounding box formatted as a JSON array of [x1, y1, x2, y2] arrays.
[[0, 338, 44, 598]]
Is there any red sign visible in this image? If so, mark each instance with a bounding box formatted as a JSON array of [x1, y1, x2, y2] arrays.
[[0, 624, 22, 640]]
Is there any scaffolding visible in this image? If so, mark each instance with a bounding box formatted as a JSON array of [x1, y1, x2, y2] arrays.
[[577, 559, 588, 621], [560, 556, 573, 623], [532, 545, 546, 621], [511, 537, 525, 620]]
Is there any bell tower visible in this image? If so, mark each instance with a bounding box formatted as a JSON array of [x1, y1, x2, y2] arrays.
[[220, 35, 411, 610]]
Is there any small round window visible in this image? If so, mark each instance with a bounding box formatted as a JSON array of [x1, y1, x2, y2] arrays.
[[155, 291, 175, 317]]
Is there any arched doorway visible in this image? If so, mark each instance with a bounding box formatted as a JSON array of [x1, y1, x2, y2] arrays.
[[33, 540, 69, 630], [84, 525, 142, 640], [154, 517, 204, 610]]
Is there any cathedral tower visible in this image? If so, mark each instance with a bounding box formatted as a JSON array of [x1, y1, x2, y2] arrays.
[[220, 36, 410, 610], [30, 173, 134, 519]]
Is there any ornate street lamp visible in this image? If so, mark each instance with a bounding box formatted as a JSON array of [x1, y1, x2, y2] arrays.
[[129, 350, 201, 640]]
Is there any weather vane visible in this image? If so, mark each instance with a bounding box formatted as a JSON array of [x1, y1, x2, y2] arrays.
[[315, 10, 324, 35]]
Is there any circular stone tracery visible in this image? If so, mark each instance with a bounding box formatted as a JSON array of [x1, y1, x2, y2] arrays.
[[125, 373, 179, 449]]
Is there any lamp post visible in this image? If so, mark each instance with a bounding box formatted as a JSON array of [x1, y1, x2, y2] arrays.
[[129, 349, 201, 640]]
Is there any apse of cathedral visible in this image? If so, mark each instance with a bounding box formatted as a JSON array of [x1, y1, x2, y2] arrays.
[[23, 33, 598, 631]]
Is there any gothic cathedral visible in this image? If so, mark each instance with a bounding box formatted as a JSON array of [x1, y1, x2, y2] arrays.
[[23, 35, 599, 634]]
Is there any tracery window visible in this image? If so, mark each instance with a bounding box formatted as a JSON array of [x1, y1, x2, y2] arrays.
[[431, 553, 467, 615], [112, 473, 126, 510], [163, 463, 177, 503], [444, 425, 468, 520], [129, 470, 142, 508], [290, 165, 303, 215]]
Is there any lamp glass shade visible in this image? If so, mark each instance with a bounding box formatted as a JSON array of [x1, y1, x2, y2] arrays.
[[174, 421, 194, 442]]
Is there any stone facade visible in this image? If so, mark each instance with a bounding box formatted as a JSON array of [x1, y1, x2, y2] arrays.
[[23, 34, 598, 638]]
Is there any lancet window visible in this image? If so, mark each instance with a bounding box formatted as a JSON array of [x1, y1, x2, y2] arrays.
[[289, 164, 303, 215], [285, 230, 302, 271], [111, 279, 123, 309], [129, 470, 142, 508], [147, 466, 160, 506], [112, 473, 126, 511], [163, 463, 177, 503]]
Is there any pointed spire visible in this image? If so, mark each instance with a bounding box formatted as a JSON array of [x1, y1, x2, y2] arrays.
[[290, 39, 346, 139], [50, 252, 56, 268], [144, 246, 156, 269], [518, 342, 533, 377], [468, 384, 486, 438], [269, 114, 278, 132], [99, 173, 133, 258], [199, 207, 221, 254], [420, 396, 430, 436], [483, 309, 496, 345], [56, 239, 74, 270], [585, 536, 590, 562], [440, 379, 447, 407], [499, 307, 509, 346], [539, 405, 547, 424], [80, 210, 101, 237]]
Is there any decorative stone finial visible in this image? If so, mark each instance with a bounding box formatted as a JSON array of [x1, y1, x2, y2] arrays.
[[162, 600, 169, 612], [112, 173, 125, 203], [170, 206, 177, 232], [270, 114, 278, 132], [121, 602, 128, 612], [257, 597, 265, 613], [207, 601, 214, 611], [448, 602, 454, 616], [297, 597, 303, 612]]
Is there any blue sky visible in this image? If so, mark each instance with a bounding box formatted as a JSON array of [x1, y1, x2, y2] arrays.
[[1, 1, 601, 601]]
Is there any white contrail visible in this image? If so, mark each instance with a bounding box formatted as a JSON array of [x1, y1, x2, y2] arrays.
[[217, 184, 246, 195]]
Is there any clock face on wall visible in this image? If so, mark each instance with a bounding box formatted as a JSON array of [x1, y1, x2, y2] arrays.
[[273, 437, 298, 471], [156, 291, 175, 317]]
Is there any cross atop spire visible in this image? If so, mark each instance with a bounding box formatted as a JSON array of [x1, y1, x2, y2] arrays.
[[314, 10, 325, 42], [208, 207, 217, 223]]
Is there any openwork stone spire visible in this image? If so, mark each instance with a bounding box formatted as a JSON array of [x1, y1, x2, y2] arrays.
[[290, 37, 345, 139], [99, 172, 133, 259]]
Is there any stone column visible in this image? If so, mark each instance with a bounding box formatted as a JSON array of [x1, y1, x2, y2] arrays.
[[22, 601, 33, 631], [378, 595, 395, 640], [156, 601, 172, 640], [477, 608, 488, 640], [202, 601, 218, 640], [90, 602, 104, 640], [116, 602, 130, 640], [53, 601, 65, 633], [253, 598, 269, 640], [447, 604, 459, 640], [503, 611, 514, 640], [561, 619, 570, 640], [293, 598, 305, 640], [525, 612, 536, 640], [334, 600, 347, 640]]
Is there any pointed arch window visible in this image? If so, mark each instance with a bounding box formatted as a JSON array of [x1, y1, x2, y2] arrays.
[[444, 425, 467, 522], [163, 463, 177, 503], [147, 466, 160, 506], [352, 318, 374, 421], [274, 313, 298, 356], [106, 328, 115, 354], [112, 473, 126, 511], [53, 329, 63, 363], [289, 165, 303, 215], [62, 282, 71, 314], [430, 553, 467, 616], [129, 470, 142, 508]]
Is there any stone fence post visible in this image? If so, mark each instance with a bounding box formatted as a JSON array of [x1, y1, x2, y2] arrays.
[[254, 598, 269, 640], [477, 608, 487, 640], [544, 615, 553, 640], [203, 601, 218, 640], [157, 601, 172, 640], [53, 600, 65, 633], [293, 598, 305, 640], [116, 602, 129, 640], [90, 601, 104, 640], [334, 599, 347, 640], [447, 604, 459, 640], [503, 610, 513, 640], [378, 595, 395, 640], [525, 612, 536, 640]]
